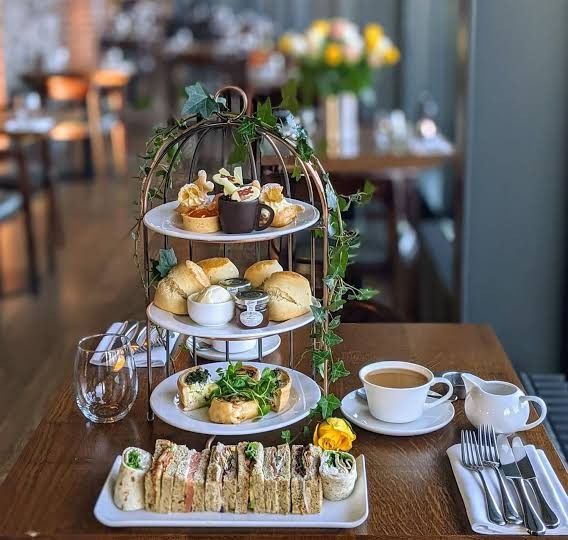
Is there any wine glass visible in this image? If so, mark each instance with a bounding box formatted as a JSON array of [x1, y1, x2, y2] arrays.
[[74, 333, 138, 423]]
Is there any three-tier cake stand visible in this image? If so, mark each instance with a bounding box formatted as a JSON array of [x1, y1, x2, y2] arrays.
[[138, 86, 330, 421]]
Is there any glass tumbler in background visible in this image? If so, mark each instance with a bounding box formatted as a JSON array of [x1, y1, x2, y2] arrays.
[[74, 333, 138, 423]]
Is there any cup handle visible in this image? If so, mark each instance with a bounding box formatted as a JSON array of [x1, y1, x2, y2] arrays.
[[255, 203, 275, 231], [518, 395, 547, 431], [424, 377, 454, 409]]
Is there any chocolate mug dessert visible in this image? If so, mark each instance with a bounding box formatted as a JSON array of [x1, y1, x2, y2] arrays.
[[212, 167, 275, 234]]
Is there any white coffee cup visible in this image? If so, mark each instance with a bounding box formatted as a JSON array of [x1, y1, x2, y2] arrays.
[[359, 360, 453, 423]]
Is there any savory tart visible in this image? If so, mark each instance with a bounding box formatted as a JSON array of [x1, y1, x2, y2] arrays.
[[177, 366, 217, 411]]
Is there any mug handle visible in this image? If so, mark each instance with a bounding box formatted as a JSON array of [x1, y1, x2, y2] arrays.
[[518, 395, 547, 431], [424, 377, 454, 409], [255, 203, 275, 231]]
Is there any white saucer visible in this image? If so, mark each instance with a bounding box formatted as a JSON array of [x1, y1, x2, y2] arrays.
[[341, 389, 455, 436], [186, 335, 281, 361]]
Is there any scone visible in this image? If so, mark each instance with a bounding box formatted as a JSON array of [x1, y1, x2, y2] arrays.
[[154, 261, 210, 314], [263, 271, 312, 321], [197, 257, 239, 284], [244, 259, 283, 288]]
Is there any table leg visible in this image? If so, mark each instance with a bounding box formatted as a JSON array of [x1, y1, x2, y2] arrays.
[[40, 138, 62, 273]]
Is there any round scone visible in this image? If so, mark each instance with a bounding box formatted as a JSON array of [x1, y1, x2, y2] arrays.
[[263, 271, 312, 322], [197, 257, 239, 284], [153, 261, 210, 314], [244, 259, 283, 288]]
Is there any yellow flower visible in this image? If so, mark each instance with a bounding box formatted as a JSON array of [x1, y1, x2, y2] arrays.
[[384, 46, 400, 65], [278, 34, 295, 55], [313, 417, 356, 451], [324, 43, 343, 67], [364, 23, 384, 51], [310, 19, 330, 36]]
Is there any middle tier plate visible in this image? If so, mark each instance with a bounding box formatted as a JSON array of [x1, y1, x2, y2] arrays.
[[147, 302, 315, 340], [143, 199, 320, 243]]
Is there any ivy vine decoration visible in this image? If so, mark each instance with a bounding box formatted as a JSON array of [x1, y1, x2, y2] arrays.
[[133, 82, 377, 442]]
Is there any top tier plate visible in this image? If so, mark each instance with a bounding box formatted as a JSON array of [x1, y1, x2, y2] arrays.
[[143, 200, 320, 243]]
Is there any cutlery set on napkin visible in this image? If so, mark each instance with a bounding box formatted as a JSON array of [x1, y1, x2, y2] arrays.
[[447, 424, 568, 535], [102, 321, 179, 368]]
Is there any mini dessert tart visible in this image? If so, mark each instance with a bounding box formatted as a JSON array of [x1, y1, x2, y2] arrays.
[[234, 290, 270, 329], [259, 183, 304, 227], [187, 285, 235, 327], [177, 366, 217, 411], [176, 170, 220, 233]]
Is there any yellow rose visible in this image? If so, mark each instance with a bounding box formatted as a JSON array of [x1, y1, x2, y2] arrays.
[[324, 43, 343, 67], [310, 19, 330, 36], [364, 23, 384, 51], [278, 34, 295, 55], [313, 417, 356, 451], [384, 46, 400, 65]]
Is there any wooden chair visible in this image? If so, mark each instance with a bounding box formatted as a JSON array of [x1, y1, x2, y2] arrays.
[[46, 75, 94, 178], [87, 70, 130, 178], [0, 144, 39, 294]]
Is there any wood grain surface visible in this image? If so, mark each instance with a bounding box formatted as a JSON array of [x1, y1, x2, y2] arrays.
[[0, 323, 566, 539]]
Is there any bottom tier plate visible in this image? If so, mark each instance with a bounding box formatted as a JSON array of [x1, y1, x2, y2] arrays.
[[94, 455, 368, 528]]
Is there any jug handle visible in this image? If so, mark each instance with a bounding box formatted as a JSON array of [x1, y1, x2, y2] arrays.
[[518, 396, 547, 431]]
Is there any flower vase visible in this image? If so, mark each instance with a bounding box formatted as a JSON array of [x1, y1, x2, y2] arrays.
[[324, 91, 359, 157]]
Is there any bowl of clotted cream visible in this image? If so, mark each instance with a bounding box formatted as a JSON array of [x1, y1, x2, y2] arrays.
[[187, 285, 235, 326]]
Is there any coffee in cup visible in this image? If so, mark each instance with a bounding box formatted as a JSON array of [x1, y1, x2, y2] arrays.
[[359, 360, 453, 423]]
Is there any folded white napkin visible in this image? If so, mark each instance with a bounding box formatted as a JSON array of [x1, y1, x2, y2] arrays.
[[447, 443, 568, 535], [91, 322, 177, 368], [4, 116, 54, 134]]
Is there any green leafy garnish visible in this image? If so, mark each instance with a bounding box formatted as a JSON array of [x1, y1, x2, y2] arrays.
[[245, 442, 261, 461], [281, 430, 292, 444], [185, 368, 209, 385], [209, 362, 279, 417], [125, 449, 142, 469]]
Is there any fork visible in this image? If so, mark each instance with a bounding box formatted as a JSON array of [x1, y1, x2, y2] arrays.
[[478, 424, 523, 524], [461, 430, 506, 525]]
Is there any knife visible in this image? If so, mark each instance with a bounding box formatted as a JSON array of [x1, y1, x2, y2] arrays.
[[497, 434, 546, 535], [512, 436, 560, 528]]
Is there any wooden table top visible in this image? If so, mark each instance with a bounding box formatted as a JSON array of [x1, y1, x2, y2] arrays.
[[261, 128, 455, 175], [0, 323, 566, 539]]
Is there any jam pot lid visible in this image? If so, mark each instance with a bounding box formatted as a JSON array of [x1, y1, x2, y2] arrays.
[[219, 278, 251, 287], [235, 290, 269, 305]]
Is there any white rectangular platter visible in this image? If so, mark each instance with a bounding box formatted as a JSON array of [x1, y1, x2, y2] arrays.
[[94, 455, 368, 529]]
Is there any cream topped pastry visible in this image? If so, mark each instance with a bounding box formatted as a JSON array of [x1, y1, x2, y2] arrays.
[[259, 183, 304, 227], [177, 170, 214, 209], [212, 166, 261, 202]]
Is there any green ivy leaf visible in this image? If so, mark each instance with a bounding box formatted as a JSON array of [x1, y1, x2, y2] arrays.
[[181, 83, 223, 118], [315, 394, 341, 419], [326, 183, 338, 210], [328, 298, 346, 312], [280, 79, 299, 114], [281, 430, 292, 443], [311, 349, 331, 378], [155, 248, 177, 278], [311, 305, 326, 324], [256, 97, 277, 127], [323, 329, 343, 347], [296, 134, 314, 162], [330, 359, 350, 383], [328, 316, 341, 330], [291, 160, 303, 181]]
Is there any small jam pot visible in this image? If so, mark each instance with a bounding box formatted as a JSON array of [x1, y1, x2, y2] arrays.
[[234, 290, 269, 329], [219, 278, 251, 296]]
